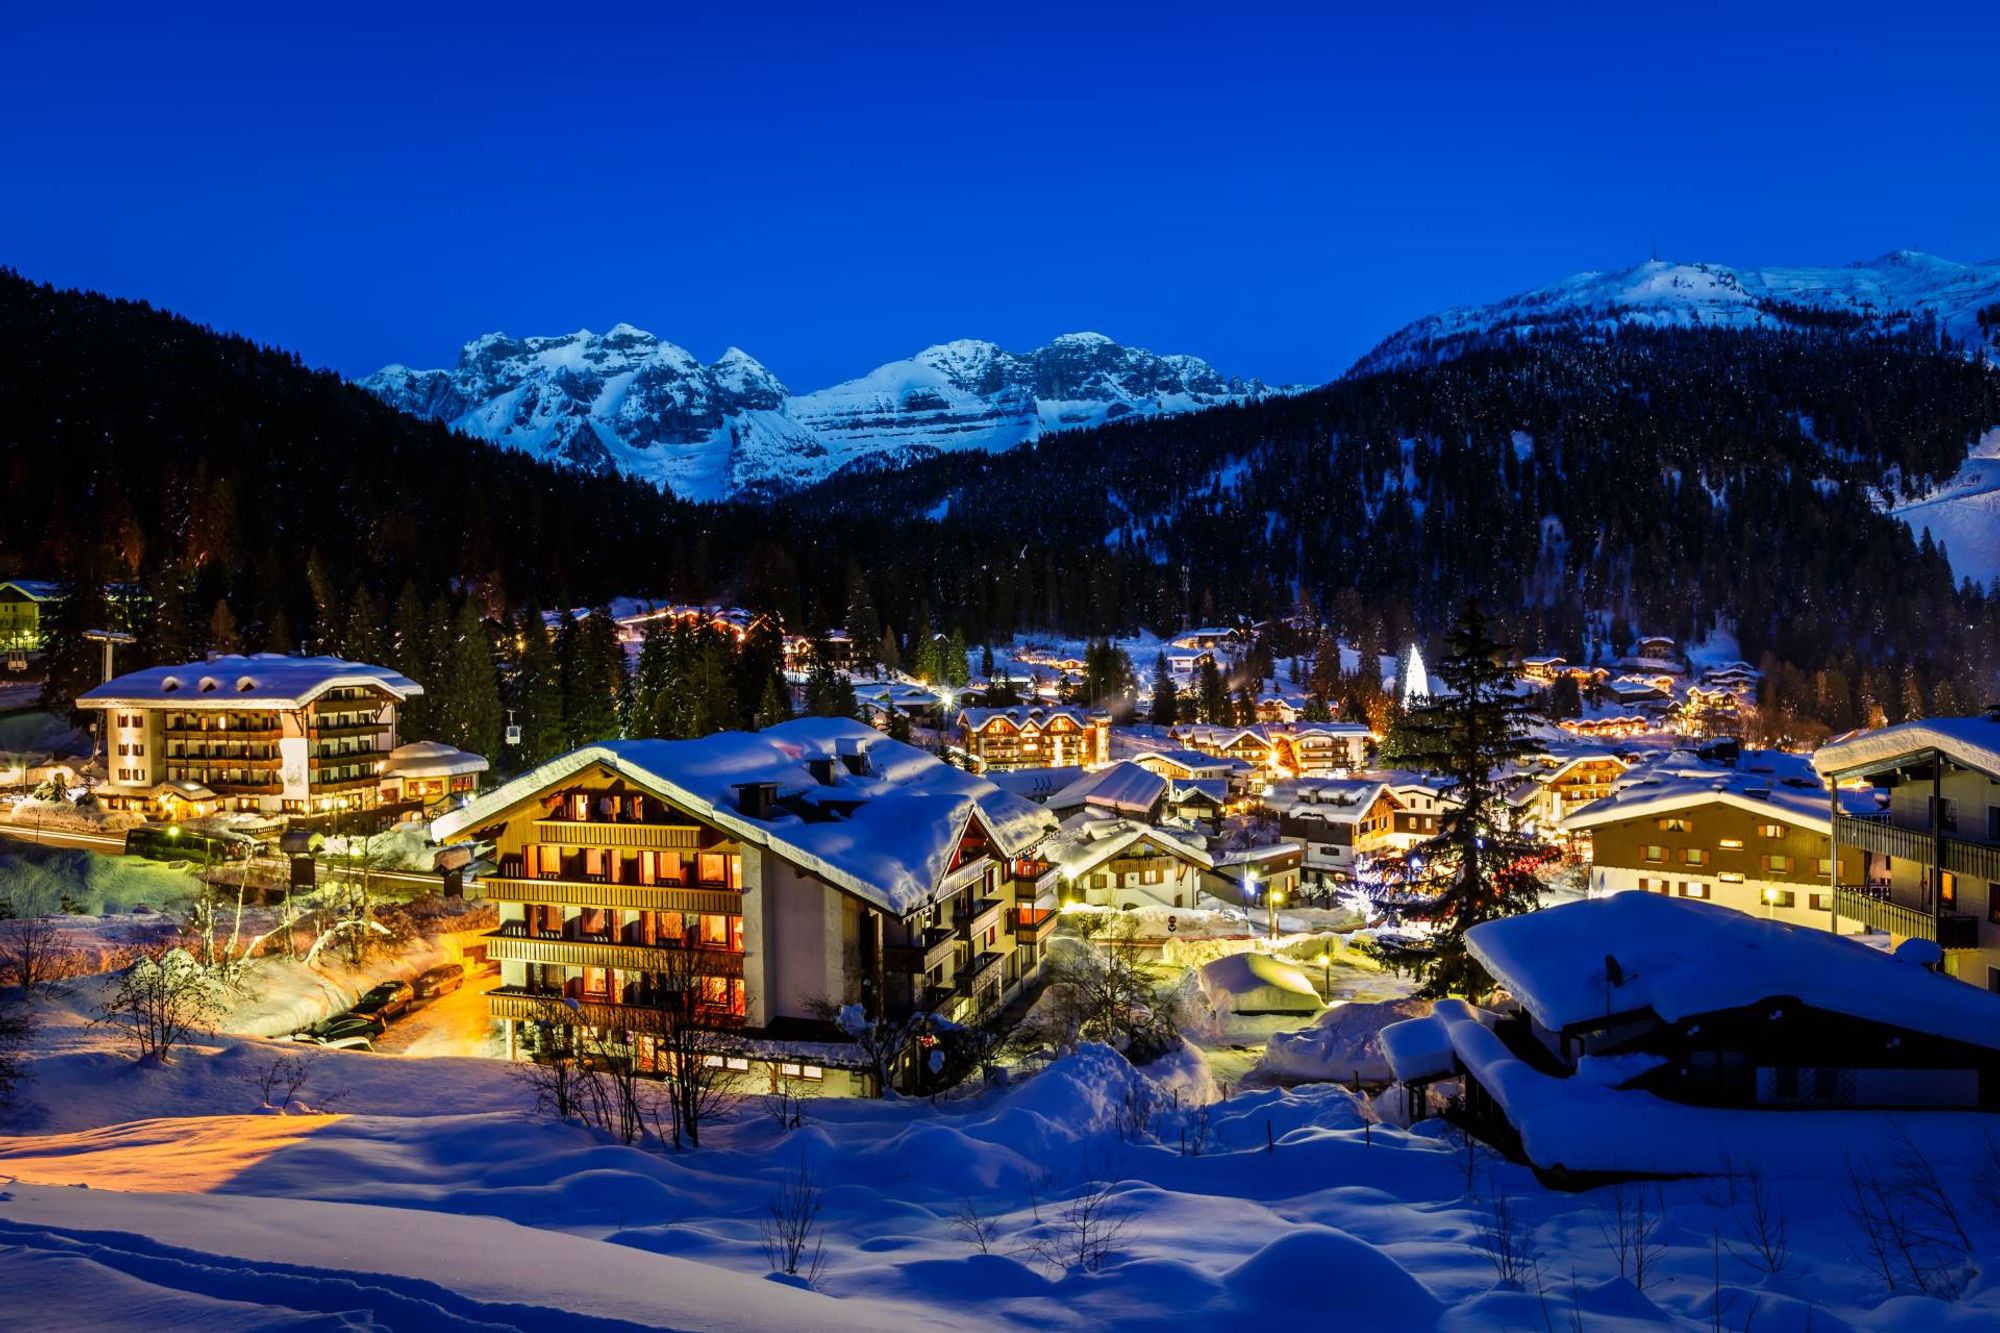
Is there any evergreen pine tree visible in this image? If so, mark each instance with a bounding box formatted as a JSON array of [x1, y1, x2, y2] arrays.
[[1197, 658, 1230, 724], [1378, 601, 1552, 999], [1150, 650, 1179, 726], [435, 598, 504, 759], [512, 610, 565, 764], [803, 639, 856, 718], [943, 628, 971, 688], [208, 599, 242, 654], [755, 671, 794, 728], [342, 584, 388, 665]]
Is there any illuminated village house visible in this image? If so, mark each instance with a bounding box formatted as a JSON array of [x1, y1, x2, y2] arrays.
[[77, 655, 426, 819], [956, 705, 1111, 773], [432, 718, 1060, 1094]]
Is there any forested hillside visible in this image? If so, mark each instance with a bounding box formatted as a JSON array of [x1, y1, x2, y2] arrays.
[[6, 268, 2000, 744], [796, 324, 2000, 729]]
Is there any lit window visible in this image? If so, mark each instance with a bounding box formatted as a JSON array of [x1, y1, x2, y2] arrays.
[[1759, 824, 1785, 839], [801, 1065, 824, 1080], [1719, 838, 1744, 850]]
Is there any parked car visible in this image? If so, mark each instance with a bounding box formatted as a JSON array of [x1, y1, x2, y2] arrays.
[[350, 980, 414, 1022], [295, 1012, 386, 1046], [412, 963, 464, 1000]]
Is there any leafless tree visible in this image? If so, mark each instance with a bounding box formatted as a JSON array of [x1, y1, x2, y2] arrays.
[[805, 995, 925, 1098], [1597, 1183, 1666, 1293], [1030, 1173, 1131, 1274], [0, 998, 38, 1107], [949, 1196, 1001, 1253], [512, 994, 604, 1123], [761, 1156, 828, 1285], [1021, 913, 1176, 1059], [95, 945, 223, 1063], [248, 1045, 344, 1112], [1845, 1133, 1973, 1300], [0, 915, 84, 994], [1722, 1159, 1792, 1277], [628, 950, 743, 1148], [767, 1076, 811, 1131], [1479, 1169, 1541, 1286]]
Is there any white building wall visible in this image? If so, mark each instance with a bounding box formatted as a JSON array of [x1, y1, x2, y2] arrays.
[[1590, 865, 1858, 934]]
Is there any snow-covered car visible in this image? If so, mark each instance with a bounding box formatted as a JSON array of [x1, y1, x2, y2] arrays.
[[350, 980, 414, 1022], [412, 963, 464, 1000]]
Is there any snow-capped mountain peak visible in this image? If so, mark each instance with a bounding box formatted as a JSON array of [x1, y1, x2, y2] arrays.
[[1353, 251, 2000, 374], [362, 330, 1287, 501]]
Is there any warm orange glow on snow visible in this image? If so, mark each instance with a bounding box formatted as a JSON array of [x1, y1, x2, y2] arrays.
[[0, 1114, 345, 1193]]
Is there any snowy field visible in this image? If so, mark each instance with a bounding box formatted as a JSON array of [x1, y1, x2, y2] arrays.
[[0, 926, 1996, 1329]]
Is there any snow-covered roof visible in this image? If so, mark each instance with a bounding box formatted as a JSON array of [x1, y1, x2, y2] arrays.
[[1046, 762, 1167, 817], [959, 704, 1101, 731], [383, 741, 490, 779], [1560, 747, 1863, 834], [1813, 715, 2000, 782], [433, 717, 1054, 918], [1169, 778, 1228, 806], [0, 579, 63, 601], [1040, 815, 1213, 884], [1380, 1003, 1470, 1083], [1467, 893, 2000, 1049], [983, 765, 1084, 802], [79, 655, 423, 710], [1263, 777, 1390, 823]]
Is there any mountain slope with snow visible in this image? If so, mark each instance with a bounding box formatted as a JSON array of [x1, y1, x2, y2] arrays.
[[1354, 251, 2000, 374], [363, 328, 1283, 500]]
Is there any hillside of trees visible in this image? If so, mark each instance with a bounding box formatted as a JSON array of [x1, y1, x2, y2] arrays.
[[6, 268, 1999, 750]]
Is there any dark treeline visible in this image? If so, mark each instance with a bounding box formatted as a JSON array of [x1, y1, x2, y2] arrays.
[[6, 268, 2000, 747]]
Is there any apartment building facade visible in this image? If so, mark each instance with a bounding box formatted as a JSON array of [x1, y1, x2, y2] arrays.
[[957, 705, 1111, 773], [78, 654, 424, 819], [434, 718, 1059, 1094]]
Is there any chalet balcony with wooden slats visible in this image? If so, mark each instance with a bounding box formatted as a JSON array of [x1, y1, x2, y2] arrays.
[[1833, 813, 2000, 882], [886, 927, 957, 975], [532, 819, 705, 851], [957, 949, 1006, 995], [479, 875, 741, 914], [485, 926, 745, 976], [1831, 884, 1981, 950], [957, 896, 1004, 941]]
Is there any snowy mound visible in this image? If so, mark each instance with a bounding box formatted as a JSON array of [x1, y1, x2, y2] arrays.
[[1195, 952, 1323, 1016], [362, 329, 1290, 501], [1258, 996, 1432, 1084]]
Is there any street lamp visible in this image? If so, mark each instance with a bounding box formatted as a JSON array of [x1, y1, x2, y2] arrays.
[[1315, 949, 1331, 995]]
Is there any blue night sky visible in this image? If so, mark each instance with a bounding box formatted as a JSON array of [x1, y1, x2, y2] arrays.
[[8, 3, 1998, 391]]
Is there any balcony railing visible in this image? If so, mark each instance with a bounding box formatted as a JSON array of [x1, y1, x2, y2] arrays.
[[1832, 884, 1981, 950], [957, 896, 1004, 941], [1833, 814, 2000, 882], [1010, 905, 1059, 944], [940, 858, 991, 897], [477, 876, 740, 913], [487, 987, 745, 1030], [533, 819, 704, 850], [485, 930, 745, 975], [958, 950, 1005, 995], [885, 927, 957, 975]]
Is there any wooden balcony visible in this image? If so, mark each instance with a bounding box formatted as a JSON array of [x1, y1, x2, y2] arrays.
[[487, 987, 745, 1030], [1010, 905, 1058, 944], [940, 858, 991, 897], [885, 927, 957, 975], [309, 721, 385, 738], [957, 896, 1004, 941], [485, 930, 745, 975], [477, 875, 740, 913], [1832, 884, 1981, 950], [1834, 814, 2000, 882], [958, 949, 1006, 994], [533, 819, 704, 850]]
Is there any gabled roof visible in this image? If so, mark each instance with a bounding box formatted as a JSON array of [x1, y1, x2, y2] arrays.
[[1263, 777, 1394, 823], [1046, 761, 1168, 817], [1561, 747, 1867, 834], [0, 579, 63, 602], [1813, 715, 2000, 783], [1041, 815, 1214, 884], [79, 654, 422, 710], [1468, 893, 2000, 1050], [960, 704, 1100, 731], [432, 717, 1053, 917]]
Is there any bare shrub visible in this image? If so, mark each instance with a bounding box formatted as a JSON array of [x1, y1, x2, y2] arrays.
[[761, 1156, 827, 1285], [1722, 1159, 1792, 1277], [1478, 1170, 1540, 1287], [768, 1077, 811, 1131], [1597, 1183, 1666, 1293], [0, 916, 84, 994], [949, 1196, 1001, 1253], [94, 945, 223, 1063], [249, 1046, 344, 1113], [1845, 1133, 1973, 1300]]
